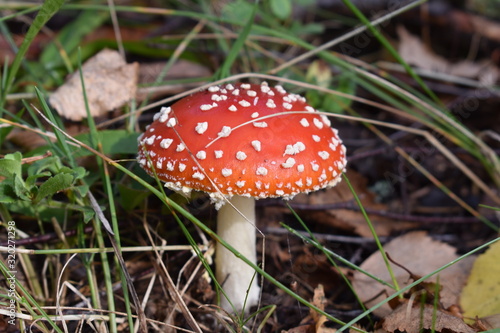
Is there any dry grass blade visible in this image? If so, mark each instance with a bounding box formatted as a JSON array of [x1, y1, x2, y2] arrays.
[[0, 307, 199, 332], [342, 55, 500, 186], [141, 216, 204, 333]]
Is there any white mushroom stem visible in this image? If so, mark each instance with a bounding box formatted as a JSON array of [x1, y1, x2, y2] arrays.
[[215, 196, 260, 312]]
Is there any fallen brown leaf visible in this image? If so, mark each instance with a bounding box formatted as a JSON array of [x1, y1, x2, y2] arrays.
[[282, 284, 337, 333], [311, 284, 328, 331], [49, 49, 139, 121], [472, 313, 500, 331], [397, 25, 499, 84], [352, 231, 475, 317], [382, 301, 475, 333]]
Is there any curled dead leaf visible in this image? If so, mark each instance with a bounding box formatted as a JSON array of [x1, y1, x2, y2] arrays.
[[49, 49, 138, 121]]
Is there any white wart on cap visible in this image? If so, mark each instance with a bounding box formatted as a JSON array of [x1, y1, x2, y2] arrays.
[[137, 82, 347, 207]]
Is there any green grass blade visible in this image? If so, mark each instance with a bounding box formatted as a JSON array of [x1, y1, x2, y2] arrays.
[[0, 6, 40, 23], [0, 0, 64, 110], [213, 1, 257, 80], [76, 51, 120, 332], [34, 88, 77, 168], [342, 174, 401, 293]]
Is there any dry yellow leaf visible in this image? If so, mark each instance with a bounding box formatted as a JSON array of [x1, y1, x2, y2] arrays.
[[460, 239, 500, 321]]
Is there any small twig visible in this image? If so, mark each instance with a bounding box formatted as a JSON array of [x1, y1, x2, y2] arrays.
[[0, 225, 93, 247]]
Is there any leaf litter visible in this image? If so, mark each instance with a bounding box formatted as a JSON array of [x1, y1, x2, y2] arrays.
[[352, 231, 477, 332]]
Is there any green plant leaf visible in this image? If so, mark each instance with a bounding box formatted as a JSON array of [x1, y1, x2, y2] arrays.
[[482, 329, 500, 333], [270, 0, 292, 20], [0, 0, 65, 109], [0, 153, 22, 177], [74, 184, 89, 198], [74, 130, 141, 157], [13, 174, 31, 201], [215, 1, 257, 80], [25, 172, 51, 188], [35, 173, 74, 203], [59, 166, 87, 180], [221, 0, 255, 22], [81, 206, 95, 223], [27, 156, 63, 177], [0, 180, 17, 203], [118, 184, 150, 212]]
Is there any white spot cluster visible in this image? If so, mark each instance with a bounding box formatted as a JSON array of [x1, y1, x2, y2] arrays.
[[138, 81, 347, 209], [239, 100, 251, 107], [195, 122, 208, 134], [284, 142, 305, 156], [166, 118, 177, 127], [218, 126, 232, 137], [196, 151, 207, 160], [153, 106, 171, 122], [256, 167, 268, 175], [160, 138, 173, 149], [253, 122, 268, 128], [281, 157, 296, 168], [176, 143, 185, 152], [251, 140, 261, 152], [236, 151, 247, 161], [266, 99, 276, 108]]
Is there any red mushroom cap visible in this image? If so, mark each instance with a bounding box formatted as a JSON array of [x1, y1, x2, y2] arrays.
[[138, 82, 347, 208]]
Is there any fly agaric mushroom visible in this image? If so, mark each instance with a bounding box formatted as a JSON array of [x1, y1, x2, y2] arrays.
[[137, 82, 347, 312]]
